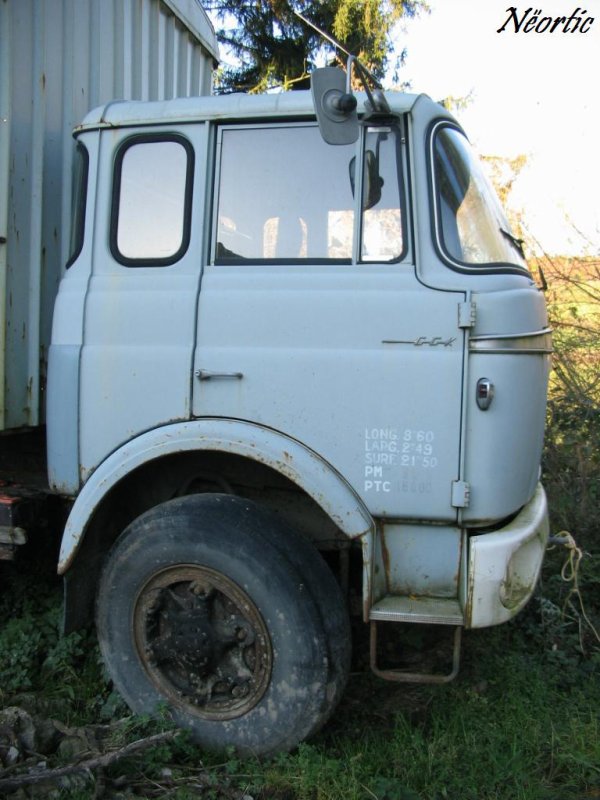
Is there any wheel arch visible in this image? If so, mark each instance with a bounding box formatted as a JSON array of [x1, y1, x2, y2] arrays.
[[59, 419, 374, 628]]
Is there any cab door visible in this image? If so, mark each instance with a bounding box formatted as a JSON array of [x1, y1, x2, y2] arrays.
[[78, 126, 205, 480], [192, 121, 465, 521]]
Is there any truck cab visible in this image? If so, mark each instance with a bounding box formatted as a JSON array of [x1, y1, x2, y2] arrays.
[[48, 84, 551, 754]]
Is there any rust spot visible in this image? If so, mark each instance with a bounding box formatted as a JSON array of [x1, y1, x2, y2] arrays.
[[464, 571, 474, 627], [380, 529, 391, 593], [360, 535, 373, 622], [500, 567, 535, 610]]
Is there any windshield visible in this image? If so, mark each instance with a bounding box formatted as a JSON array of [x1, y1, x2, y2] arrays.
[[432, 125, 527, 271]]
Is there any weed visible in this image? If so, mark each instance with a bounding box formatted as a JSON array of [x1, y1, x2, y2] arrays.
[[0, 573, 109, 722], [0, 254, 598, 798]]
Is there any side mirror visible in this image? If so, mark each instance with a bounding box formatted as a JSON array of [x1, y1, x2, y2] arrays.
[[349, 151, 384, 210], [311, 67, 359, 146]]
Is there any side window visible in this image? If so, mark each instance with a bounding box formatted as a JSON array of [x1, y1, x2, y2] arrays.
[[361, 127, 404, 262], [214, 126, 356, 263], [110, 135, 194, 266], [65, 142, 89, 268]]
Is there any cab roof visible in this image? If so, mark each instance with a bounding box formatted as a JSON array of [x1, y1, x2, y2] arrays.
[[76, 89, 425, 132]]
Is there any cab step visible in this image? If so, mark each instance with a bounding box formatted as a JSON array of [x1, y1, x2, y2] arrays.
[[369, 595, 464, 625], [370, 622, 462, 684]]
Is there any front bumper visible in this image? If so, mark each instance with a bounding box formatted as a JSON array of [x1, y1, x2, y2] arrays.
[[465, 483, 549, 629]]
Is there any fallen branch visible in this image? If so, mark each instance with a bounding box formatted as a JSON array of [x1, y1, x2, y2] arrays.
[[0, 729, 179, 794]]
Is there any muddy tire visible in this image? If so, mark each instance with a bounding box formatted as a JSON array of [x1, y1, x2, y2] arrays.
[[96, 494, 332, 756], [255, 514, 351, 735]]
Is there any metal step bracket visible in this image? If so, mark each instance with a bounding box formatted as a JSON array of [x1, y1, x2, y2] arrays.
[[370, 622, 462, 684]]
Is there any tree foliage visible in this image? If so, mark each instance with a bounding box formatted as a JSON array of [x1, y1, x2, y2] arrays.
[[204, 0, 426, 93]]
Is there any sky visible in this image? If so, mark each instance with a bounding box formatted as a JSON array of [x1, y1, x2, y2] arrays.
[[393, 0, 600, 255]]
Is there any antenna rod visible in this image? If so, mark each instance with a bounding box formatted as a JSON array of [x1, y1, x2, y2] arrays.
[[293, 9, 353, 58], [293, 9, 383, 90]]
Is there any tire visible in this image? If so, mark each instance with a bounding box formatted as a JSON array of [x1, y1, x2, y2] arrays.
[[254, 511, 351, 735], [96, 494, 332, 756]]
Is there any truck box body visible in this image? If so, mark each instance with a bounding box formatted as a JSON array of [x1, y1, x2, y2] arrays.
[[0, 0, 218, 430]]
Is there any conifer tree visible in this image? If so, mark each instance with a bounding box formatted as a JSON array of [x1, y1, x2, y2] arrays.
[[204, 0, 425, 93]]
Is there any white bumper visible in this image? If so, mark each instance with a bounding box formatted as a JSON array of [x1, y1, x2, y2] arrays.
[[465, 483, 549, 629]]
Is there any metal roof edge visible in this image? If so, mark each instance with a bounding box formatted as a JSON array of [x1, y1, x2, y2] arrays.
[[160, 0, 220, 62], [76, 89, 423, 131]]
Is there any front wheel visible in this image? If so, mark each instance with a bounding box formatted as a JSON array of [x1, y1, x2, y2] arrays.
[[96, 494, 333, 755]]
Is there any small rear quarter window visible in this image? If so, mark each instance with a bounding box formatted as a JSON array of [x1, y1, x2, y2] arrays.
[[66, 142, 89, 268], [110, 135, 194, 266]]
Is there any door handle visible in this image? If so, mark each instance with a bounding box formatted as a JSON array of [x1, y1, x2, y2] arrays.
[[196, 369, 244, 381]]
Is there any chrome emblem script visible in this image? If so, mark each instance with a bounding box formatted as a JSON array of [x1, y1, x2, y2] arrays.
[[382, 336, 457, 347]]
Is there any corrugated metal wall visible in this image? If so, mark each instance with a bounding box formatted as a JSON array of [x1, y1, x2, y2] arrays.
[[0, 0, 218, 430]]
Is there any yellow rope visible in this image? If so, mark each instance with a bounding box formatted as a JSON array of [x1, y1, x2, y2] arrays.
[[554, 530, 600, 652]]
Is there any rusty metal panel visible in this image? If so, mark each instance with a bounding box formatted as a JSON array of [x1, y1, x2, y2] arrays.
[[379, 523, 462, 598], [0, 0, 217, 430]]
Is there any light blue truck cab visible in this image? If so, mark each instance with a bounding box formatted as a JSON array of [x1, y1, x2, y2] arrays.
[[47, 81, 551, 754]]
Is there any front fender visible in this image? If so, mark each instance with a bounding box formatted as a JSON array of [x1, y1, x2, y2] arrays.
[[58, 418, 374, 574]]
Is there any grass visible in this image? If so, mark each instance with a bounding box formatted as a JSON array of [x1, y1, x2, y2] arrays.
[[247, 600, 600, 800], [1, 532, 599, 799]]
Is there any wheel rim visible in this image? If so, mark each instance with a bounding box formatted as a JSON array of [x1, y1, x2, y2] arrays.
[[134, 565, 272, 720]]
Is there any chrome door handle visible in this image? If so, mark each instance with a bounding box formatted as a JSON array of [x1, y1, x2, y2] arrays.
[[196, 369, 244, 381]]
